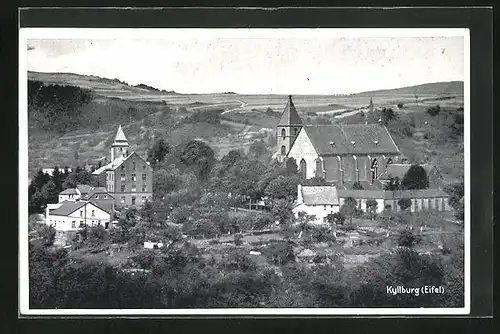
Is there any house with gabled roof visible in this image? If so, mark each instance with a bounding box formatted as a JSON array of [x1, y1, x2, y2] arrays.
[[92, 125, 153, 208], [46, 200, 113, 231]]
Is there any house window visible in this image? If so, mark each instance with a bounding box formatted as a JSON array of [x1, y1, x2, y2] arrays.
[[324, 205, 327, 210], [71, 221, 76, 228], [133, 161, 136, 170], [104, 195, 107, 199], [91, 210, 95, 217], [80, 210, 83, 217], [121, 196, 125, 204], [121, 165, 125, 171], [142, 185, 147, 192], [142, 173, 147, 181], [143, 165, 146, 170], [121, 184, 125, 192], [131, 196, 136, 205], [95, 195, 99, 199], [142, 196, 147, 202], [131, 185, 136, 192], [281, 128, 286, 139], [121, 173, 126, 181], [80, 220, 84, 227], [131, 174, 136, 181]]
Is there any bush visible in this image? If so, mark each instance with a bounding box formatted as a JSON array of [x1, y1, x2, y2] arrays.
[[311, 226, 336, 243], [397, 103, 404, 109], [426, 105, 441, 116], [397, 230, 420, 248], [234, 233, 243, 246]]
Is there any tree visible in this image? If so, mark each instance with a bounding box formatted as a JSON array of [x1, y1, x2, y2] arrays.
[[264, 175, 300, 201], [398, 198, 412, 211], [147, 138, 170, 168], [36, 225, 56, 246], [140, 200, 155, 223], [248, 139, 269, 161], [381, 107, 397, 125], [40, 180, 59, 205], [179, 140, 215, 182], [426, 105, 441, 116], [152, 168, 184, 201], [366, 199, 378, 219], [327, 212, 345, 226], [451, 112, 464, 137], [302, 176, 327, 186], [51, 166, 64, 192], [271, 199, 293, 225], [397, 230, 419, 248], [285, 158, 298, 176], [401, 165, 430, 190], [87, 225, 109, 246], [339, 197, 357, 225]]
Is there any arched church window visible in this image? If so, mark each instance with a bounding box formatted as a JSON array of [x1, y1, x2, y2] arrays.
[[315, 158, 323, 178], [281, 128, 286, 139], [386, 158, 393, 167], [294, 128, 298, 136], [300, 159, 307, 179], [371, 159, 378, 181], [281, 145, 286, 155]]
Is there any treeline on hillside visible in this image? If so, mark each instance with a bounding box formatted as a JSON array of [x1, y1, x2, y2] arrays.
[[182, 109, 224, 125], [28, 80, 176, 135], [28, 80, 94, 134]]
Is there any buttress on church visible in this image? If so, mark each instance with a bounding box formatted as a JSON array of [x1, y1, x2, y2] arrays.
[[274, 95, 452, 224]]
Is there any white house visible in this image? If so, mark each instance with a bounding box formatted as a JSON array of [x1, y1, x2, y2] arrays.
[[293, 184, 340, 224], [42, 167, 72, 177], [46, 200, 112, 231], [58, 188, 81, 203]]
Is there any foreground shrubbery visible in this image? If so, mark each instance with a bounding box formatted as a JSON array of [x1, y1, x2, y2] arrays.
[[30, 229, 464, 308]]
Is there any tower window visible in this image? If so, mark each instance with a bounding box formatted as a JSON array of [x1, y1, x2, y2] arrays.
[[281, 145, 286, 155], [281, 128, 286, 139], [142, 173, 147, 181], [294, 128, 298, 136], [299, 159, 307, 179]]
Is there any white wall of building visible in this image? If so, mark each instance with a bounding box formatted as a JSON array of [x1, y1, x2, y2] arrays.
[[46, 202, 111, 231], [287, 129, 319, 179], [293, 202, 340, 224]]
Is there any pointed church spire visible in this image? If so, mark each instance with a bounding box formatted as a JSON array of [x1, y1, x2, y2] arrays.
[[369, 97, 374, 113], [278, 95, 302, 126], [114, 125, 128, 143]]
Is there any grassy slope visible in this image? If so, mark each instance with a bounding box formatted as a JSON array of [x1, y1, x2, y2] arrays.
[[27, 71, 464, 182]]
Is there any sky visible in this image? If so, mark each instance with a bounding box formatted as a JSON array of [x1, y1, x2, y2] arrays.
[[26, 30, 465, 95]]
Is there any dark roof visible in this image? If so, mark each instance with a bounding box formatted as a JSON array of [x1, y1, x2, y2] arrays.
[[59, 188, 78, 195], [277, 95, 303, 126], [89, 199, 114, 214], [76, 184, 92, 195], [301, 186, 339, 205], [303, 124, 400, 155], [378, 164, 435, 180], [50, 201, 86, 216]]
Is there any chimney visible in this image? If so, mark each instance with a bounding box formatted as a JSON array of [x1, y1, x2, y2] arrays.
[[297, 184, 303, 204]]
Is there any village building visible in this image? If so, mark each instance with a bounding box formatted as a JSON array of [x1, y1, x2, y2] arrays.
[[92, 125, 153, 209], [45, 200, 113, 231], [274, 96, 452, 221], [41, 167, 72, 177]]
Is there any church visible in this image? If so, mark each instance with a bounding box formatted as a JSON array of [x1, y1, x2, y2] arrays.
[[276, 95, 403, 189], [274, 96, 451, 222], [92, 125, 153, 208]]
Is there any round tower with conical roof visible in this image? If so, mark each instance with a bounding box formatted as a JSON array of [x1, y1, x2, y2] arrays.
[[111, 125, 129, 161], [276, 95, 303, 158]]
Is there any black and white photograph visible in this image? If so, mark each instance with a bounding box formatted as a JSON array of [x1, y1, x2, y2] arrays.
[[19, 27, 469, 315]]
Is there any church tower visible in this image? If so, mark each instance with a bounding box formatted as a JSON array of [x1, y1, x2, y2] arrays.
[[276, 95, 303, 158], [110, 125, 129, 161]]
